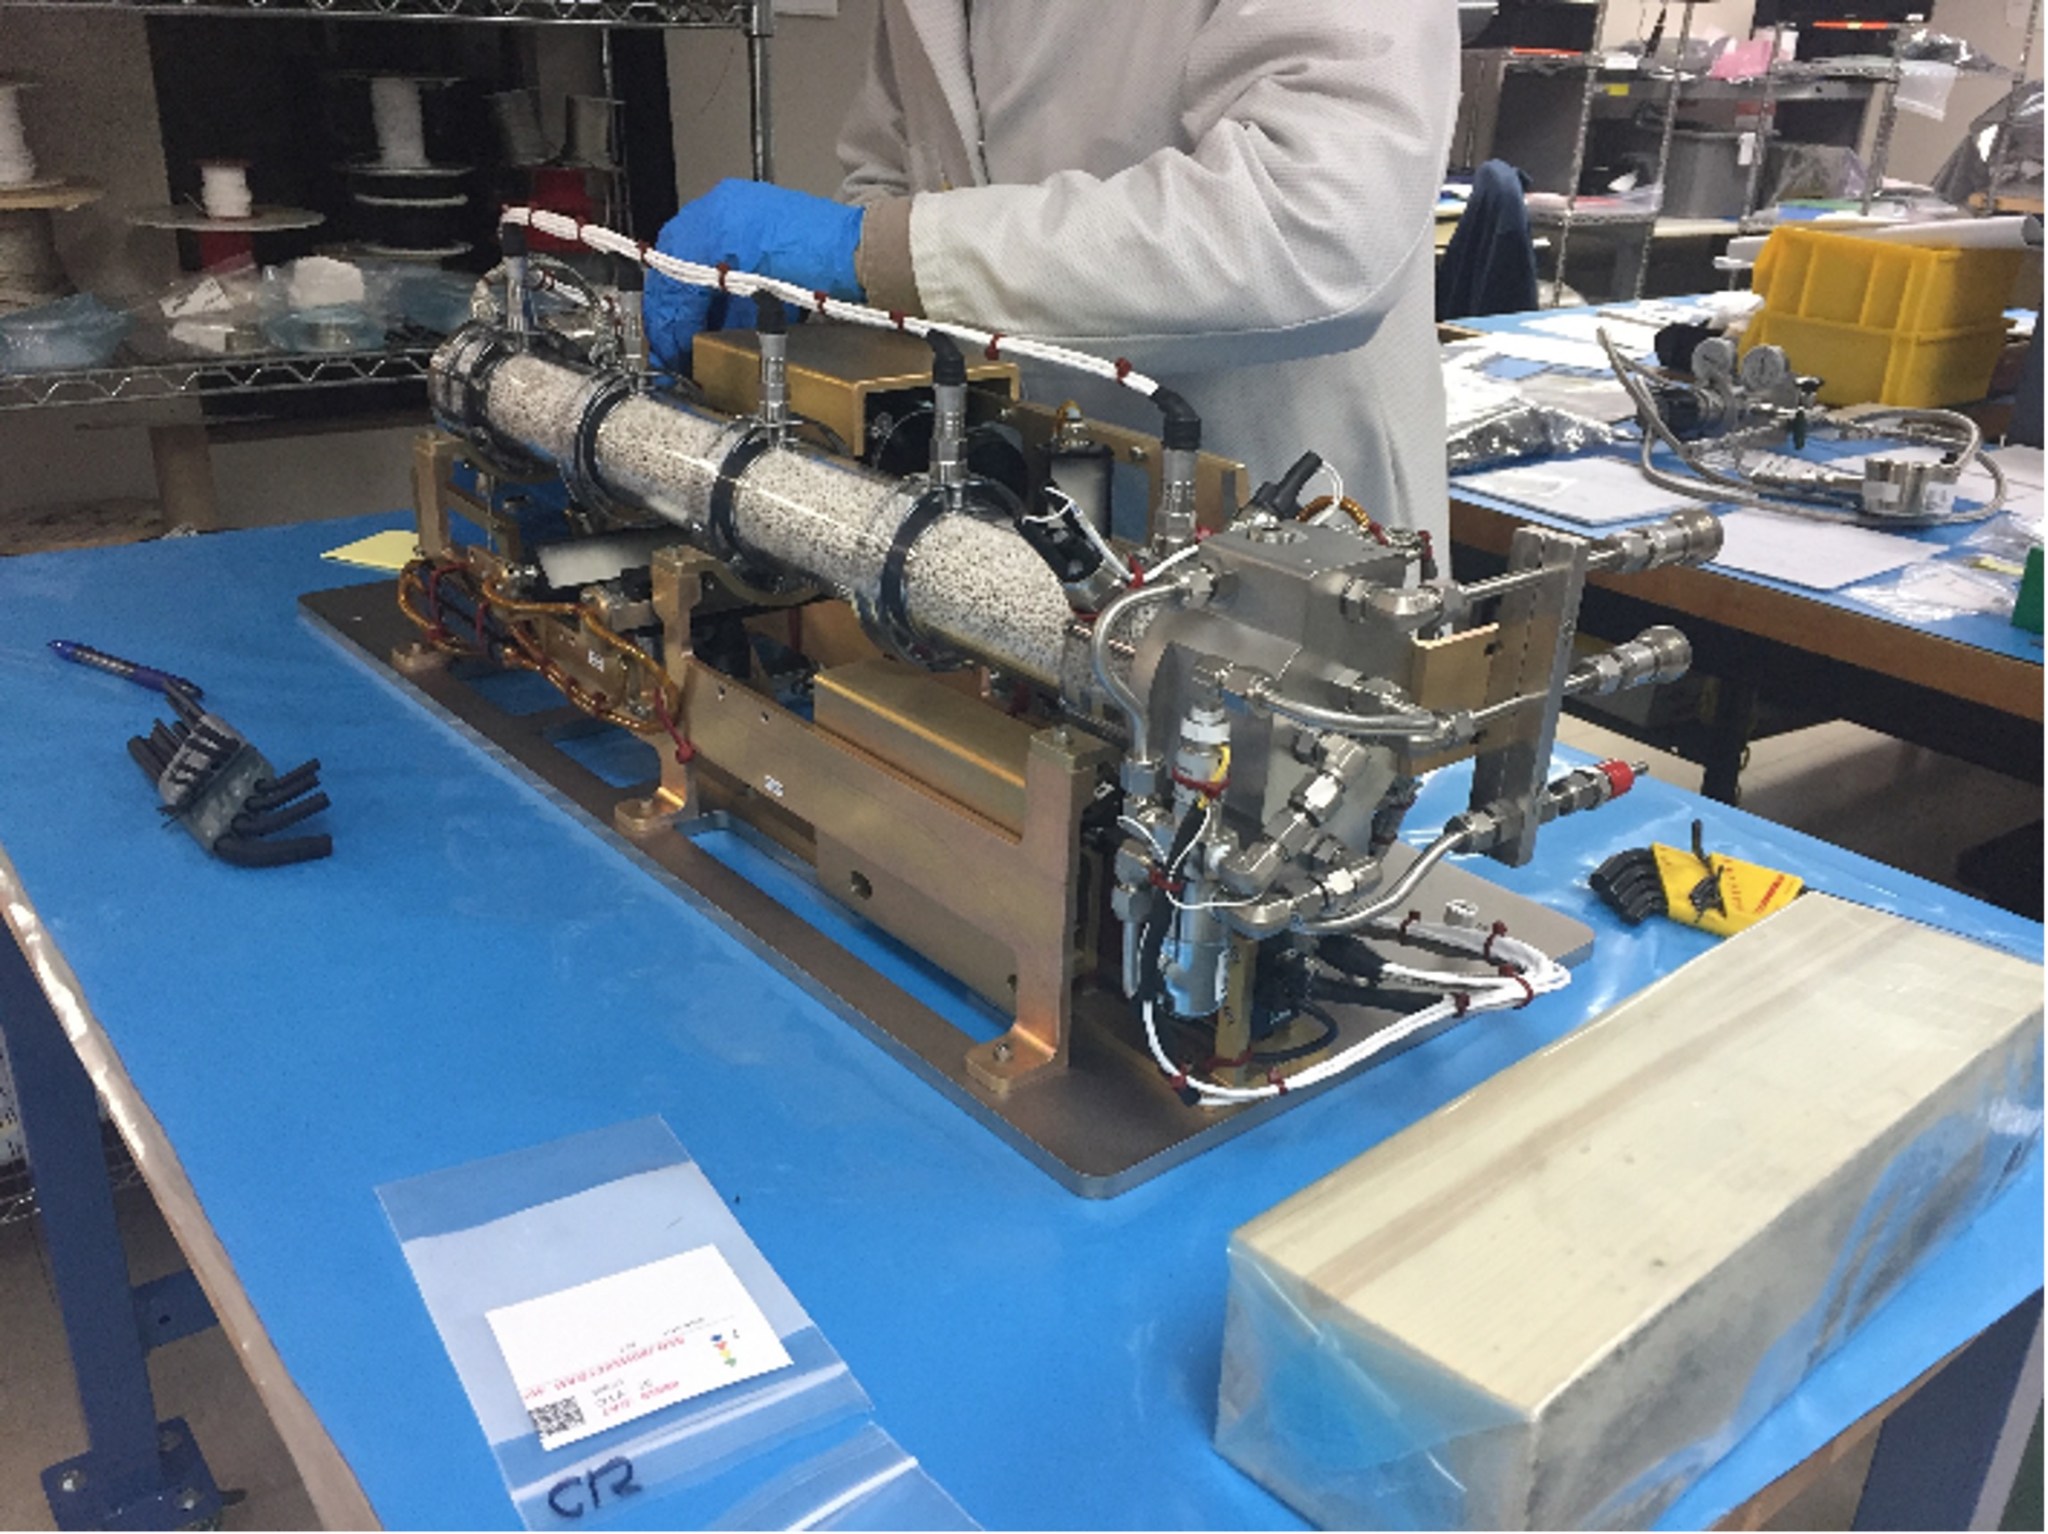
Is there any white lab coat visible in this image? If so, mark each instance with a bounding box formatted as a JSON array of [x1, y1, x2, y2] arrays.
[[837, 0, 1458, 543]]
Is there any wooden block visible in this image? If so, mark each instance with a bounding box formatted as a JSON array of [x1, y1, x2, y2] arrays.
[[1216, 895, 2043, 1530]]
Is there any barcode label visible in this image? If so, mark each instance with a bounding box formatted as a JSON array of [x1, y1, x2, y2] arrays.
[[529, 1398, 586, 1440]]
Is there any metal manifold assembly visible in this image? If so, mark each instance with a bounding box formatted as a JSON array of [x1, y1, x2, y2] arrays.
[[318, 215, 1726, 1193]]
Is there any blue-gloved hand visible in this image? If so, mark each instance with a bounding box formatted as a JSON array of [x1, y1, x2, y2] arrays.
[[643, 179, 866, 374]]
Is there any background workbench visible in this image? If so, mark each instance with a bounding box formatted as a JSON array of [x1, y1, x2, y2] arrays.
[[0, 515, 2040, 1528], [1445, 302, 2044, 805]]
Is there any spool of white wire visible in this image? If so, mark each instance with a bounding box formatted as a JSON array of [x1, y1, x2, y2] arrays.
[[489, 89, 548, 165], [198, 159, 253, 220], [0, 83, 38, 188], [370, 76, 428, 170]]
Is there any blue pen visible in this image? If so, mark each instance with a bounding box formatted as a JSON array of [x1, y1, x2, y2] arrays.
[[49, 640, 204, 700]]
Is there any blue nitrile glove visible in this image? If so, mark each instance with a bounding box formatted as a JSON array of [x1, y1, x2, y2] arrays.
[[643, 179, 866, 374]]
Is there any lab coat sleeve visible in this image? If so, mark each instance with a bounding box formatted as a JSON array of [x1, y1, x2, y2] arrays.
[[907, 1, 1457, 374], [837, 3, 914, 205]]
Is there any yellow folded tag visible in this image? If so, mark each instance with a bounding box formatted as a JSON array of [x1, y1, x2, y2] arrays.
[[1650, 843, 1805, 937]]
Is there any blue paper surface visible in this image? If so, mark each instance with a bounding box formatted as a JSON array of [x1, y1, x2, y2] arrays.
[[0, 515, 2038, 1529]]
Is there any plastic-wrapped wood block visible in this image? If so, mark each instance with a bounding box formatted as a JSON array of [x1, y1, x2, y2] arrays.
[[1216, 894, 2043, 1530]]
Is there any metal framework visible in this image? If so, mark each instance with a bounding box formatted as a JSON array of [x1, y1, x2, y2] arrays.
[[0, 0, 755, 26], [0, 346, 439, 411]]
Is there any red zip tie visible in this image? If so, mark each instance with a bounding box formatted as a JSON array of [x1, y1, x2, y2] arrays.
[[985, 333, 1004, 361], [1506, 972, 1534, 1008], [1399, 910, 1422, 938], [1453, 992, 1472, 1017], [813, 291, 832, 314], [1168, 1069, 1189, 1091], [1147, 868, 1186, 895], [1483, 920, 1508, 959], [1113, 357, 1133, 380], [1169, 766, 1229, 799], [888, 309, 906, 330], [715, 261, 731, 292], [1267, 1068, 1290, 1094], [638, 242, 653, 263]]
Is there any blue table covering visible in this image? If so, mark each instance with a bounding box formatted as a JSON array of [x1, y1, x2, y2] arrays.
[[0, 515, 2039, 1529], [1449, 304, 2046, 667]]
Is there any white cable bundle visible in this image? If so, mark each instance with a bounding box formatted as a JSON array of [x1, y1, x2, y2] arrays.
[[1143, 915, 1571, 1106], [198, 160, 253, 220], [0, 84, 38, 188], [497, 205, 1166, 401], [370, 76, 428, 170]]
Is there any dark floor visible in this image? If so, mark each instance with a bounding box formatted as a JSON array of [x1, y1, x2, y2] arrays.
[[0, 1186, 319, 1531]]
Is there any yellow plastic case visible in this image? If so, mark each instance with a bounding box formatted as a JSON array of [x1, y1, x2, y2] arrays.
[[1742, 226, 2023, 408]]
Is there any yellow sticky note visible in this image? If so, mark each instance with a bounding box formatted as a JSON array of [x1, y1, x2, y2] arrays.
[[322, 529, 420, 572]]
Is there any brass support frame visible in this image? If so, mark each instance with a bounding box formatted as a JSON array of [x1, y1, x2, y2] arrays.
[[637, 546, 1112, 1096]]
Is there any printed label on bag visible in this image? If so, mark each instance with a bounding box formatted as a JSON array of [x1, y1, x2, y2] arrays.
[[485, 1246, 793, 1452]]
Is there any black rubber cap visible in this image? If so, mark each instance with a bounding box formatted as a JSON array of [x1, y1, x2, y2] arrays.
[[755, 291, 787, 336], [501, 222, 528, 258], [925, 330, 967, 386], [1152, 387, 1201, 451]]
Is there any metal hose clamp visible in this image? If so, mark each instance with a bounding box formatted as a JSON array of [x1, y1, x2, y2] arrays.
[[427, 324, 537, 479], [867, 482, 959, 669], [563, 369, 640, 524]]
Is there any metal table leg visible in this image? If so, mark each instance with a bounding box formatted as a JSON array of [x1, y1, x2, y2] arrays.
[[1699, 675, 1758, 805], [0, 931, 222, 1531]]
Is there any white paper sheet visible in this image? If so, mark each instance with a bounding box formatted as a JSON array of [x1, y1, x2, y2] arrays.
[[1710, 510, 1930, 590], [1453, 455, 1692, 525], [1469, 331, 1624, 372], [486, 1244, 793, 1452], [1521, 311, 1663, 346], [1988, 444, 2045, 490]]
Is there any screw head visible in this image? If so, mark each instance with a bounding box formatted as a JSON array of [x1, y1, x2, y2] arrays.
[[177, 1488, 201, 1512], [58, 1471, 85, 1494], [159, 1427, 181, 1453], [992, 1041, 1013, 1064]]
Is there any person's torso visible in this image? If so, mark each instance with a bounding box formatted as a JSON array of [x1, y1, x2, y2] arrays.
[[884, 0, 1216, 190], [962, 0, 1215, 183]]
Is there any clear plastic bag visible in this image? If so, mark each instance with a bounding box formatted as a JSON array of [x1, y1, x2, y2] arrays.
[[1842, 557, 2018, 621], [1444, 361, 1619, 474], [378, 1118, 873, 1529], [707, 1425, 975, 1531]]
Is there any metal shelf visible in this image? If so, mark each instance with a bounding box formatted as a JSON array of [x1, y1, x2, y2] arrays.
[[0, 0, 758, 26], [0, 344, 439, 412]]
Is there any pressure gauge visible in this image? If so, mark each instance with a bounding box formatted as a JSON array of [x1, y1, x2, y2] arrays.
[[1690, 336, 1737, 387], [1739, 345, 1791, 393]]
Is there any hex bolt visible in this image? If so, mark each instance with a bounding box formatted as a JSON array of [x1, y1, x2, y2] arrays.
[[992, 1041, 1014, 1064]]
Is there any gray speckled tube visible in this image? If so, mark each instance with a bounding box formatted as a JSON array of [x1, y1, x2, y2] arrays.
[[459, 347, 1074, 686]]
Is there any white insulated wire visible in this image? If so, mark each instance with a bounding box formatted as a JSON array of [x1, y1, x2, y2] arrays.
[[1138, 539, 1206, 586], [0, 85, 37, 189], [1146, 918, 1569, 1105], [371, 77, 429, 170], [499, 207, 1166, 402]]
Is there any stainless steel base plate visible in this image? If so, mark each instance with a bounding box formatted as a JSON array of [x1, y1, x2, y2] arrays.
[[304, 582, 1595, 1196]]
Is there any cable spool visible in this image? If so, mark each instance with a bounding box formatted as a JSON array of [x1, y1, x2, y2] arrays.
[[370, 76, 429, 170], [351, 190, 465, 252], [488, 89, 549, 165], [0, 81, 38, 188], [0, 213, 67, 311], [198, 159, 253, 220], [563, 94, 619, 169]]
